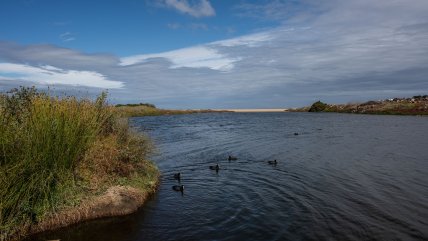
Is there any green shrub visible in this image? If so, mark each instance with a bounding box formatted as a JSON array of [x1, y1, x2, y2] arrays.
[[308, 101, 328, 112]]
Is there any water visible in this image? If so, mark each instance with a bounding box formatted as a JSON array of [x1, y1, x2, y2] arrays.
[[30, 113, 428, 241]]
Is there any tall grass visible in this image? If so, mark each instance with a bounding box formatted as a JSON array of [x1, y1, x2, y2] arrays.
[[0, 87, 155, 240], [114, 105, 219, 117]]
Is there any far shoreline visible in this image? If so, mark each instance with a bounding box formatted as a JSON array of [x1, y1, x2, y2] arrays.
[[212, 109, 288, 113]]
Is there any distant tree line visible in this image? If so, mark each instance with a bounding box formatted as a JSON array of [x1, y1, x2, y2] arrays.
[[413, 95, 428, 99], [115, 103, 156, 108]]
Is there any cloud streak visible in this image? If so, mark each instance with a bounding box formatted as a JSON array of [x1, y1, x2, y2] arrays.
[[161, 0, 215, 18], [211, 31, 275, 47], [59, 32, 76, 42]]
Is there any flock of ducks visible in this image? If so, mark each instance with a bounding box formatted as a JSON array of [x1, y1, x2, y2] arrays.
[[172, 155, 279, 193], [171, 131, 300, 193]]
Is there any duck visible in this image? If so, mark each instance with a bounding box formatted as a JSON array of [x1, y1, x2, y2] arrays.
[[172, 185, 184, 192], [228, 155, 238, 161], [173, 172, 181, 180], [294, 132, 299, 136], [209, 164, 220, 171], [268, 159, 278, 165]]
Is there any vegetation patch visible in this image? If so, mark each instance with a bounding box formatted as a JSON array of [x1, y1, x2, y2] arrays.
[[308, 101, 328, 112], [114, 104, 221, 117], [291, 95, 428, 115], [0, 87, 159, 241]]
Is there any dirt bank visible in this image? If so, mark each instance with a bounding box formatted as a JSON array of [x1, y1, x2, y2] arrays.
[[10, 179, 159, 241]]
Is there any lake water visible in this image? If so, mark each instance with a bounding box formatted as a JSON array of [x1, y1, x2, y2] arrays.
[[30, 113, 428, 241]]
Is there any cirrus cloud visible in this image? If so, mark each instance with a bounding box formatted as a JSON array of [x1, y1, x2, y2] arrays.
[[160, 0, 215, 18], [59, 32, 76, 42]]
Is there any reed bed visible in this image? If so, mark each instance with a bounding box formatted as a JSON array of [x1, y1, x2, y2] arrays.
[[0, 87, 157, 240]]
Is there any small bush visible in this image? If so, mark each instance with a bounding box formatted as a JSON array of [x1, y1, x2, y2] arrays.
[[308, 101, 328, 112]]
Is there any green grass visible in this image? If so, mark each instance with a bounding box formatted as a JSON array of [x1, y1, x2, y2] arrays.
[[0, 87, 158, 240], [114, 105, 219, 117]]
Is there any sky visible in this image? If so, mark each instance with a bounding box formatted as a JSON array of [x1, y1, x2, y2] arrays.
[[0, 0, 428, 108]]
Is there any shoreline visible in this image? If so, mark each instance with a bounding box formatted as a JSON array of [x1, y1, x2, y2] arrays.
[[12, 174, 160, 241], [213, 109, 288, 113]]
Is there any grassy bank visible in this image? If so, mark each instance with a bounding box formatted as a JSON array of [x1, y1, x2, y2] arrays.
[[0, 87, 159, 240], [114, 104, 222, 117]]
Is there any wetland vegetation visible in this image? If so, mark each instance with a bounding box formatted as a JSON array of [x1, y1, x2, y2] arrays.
[[0, 87, 159, 240]]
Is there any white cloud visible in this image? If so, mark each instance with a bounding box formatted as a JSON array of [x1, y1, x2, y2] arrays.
[[120, 46, 239, 71], [0, 63, 123, 89], [163, 0, 215, 17], [211, 31, 275, 47], [119, 30, 276, 70]]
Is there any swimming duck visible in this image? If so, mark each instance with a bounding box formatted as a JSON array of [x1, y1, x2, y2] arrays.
[[228, 155, 238, 161], [173, 172, 181, 180], [294, 132, 299, 136], [268, 159, 278, 165], [172, 185, 184, 192], [209, 164, 220, 171]]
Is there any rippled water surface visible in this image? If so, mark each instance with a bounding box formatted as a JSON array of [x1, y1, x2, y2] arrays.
[[31, 113, 428, 241]]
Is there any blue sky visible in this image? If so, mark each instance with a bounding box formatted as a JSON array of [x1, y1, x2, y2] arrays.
[[1, 0, 428, 108]]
